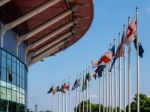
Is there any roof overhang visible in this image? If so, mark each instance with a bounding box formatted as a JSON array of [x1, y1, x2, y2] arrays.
[[0, 0, 94, 65]]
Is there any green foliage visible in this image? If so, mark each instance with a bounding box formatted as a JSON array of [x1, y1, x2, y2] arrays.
[[126, 93, 150, 112], [75, 93, 150, 112]]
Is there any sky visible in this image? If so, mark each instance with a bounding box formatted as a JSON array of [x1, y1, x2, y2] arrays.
[[28, 0, 150, 111]]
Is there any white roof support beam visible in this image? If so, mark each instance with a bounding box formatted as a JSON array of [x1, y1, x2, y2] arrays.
[[18, 7, 76, 44], [0, 0, 10, 7], [28, 31, 72, 58], [30, 37, 72, 65], [3, 0, 62, 31], [26, 21, 76, 52]]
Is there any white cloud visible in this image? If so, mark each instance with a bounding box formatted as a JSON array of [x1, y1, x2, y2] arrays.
[[91, 94, 99, 99]]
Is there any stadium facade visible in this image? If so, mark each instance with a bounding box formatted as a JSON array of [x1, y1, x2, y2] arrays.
[[0, 0, 94, 111]]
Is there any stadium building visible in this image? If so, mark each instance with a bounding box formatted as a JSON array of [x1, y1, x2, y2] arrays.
[[0, 0, 94, 111]]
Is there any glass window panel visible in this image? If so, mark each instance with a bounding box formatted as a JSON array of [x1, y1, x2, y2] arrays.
[[19, 93, 22, 103], [12, 56, 16, 62], [12, 73, 16, 85], [12, 61, 16, 73], [7, 89, 11, 101], [12, 90, 16, 102], [1, 56, 6, 68], [17, 76, 19, 87], [0, 87, 6, 100], [0, 80, 6, 87], [16, 92, 20, 103], [12, 85, 16, 91], [20, 77, 22, 88], [7, 83, 11, 89], [7, 59, 11, 71], [7, 53, 11, 59], [2, 50, 6, 56], [17, 61, 20, 75], [1, 68, 6, 81]]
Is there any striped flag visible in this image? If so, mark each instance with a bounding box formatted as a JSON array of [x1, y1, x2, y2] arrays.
[[72, 79, 81, 91], [110, 31, 125, 72]]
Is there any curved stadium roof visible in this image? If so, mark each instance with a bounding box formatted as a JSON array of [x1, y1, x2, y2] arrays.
[[0, 0, 94, 66]]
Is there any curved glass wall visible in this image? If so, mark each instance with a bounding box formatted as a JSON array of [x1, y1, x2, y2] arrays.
[[0, 48, 28, 112]]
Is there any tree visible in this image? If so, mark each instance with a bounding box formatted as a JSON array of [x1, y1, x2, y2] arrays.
[[126, 93, 150, 112]]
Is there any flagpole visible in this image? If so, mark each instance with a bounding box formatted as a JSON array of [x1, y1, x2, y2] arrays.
[[106, 65, 108, 112], [58, 86, 60, 112], [52, 94, 53, 112], [86, 68, 88, 112], [123, 25, 127, 112], [99, 75, 101, 112], [114, 38, 117, 112], [103, 70, 105, 112], [136, 7, 140, 112], [83, 71, 85, 112], [111, 67, 113, 112], [88, 66, 92, 112], [79, 74, 81, 112], [109, 44, 112, 112], [118, 32, 122, 112], [62, 92, 63, 112], [68, 77, 71, 112], [76, 88, 78, 112], [127, 16, 131, 112]]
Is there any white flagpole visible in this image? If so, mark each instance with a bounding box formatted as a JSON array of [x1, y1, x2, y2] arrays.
[[52, 94, 53, 112], [111, 68, 113, 112], [113, 38, 117, 112], [103, 70, 105, 112], [106, 65, 108, 112], [62, 92, 64, 112], [76, 88, 78, 112], [88, 66, 92, 112], [58, 90, 60, 112], [68, 77, 71, 112], [118, 32, 122, 112], [127, 16, 131, 112], [136, 7, 140, 112], [109, 44, 112, 112], [86, 79, 88, 112], [123, 25, 127, 112], [79, 74, 81, 112], [83, 72, 85, 112], [99, 76, 101, 112]]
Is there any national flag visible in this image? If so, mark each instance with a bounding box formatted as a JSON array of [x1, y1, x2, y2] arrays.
[[85, 72, 91, 81], [72, 79, 81, 91], [82, 76, 87, 91], [56, 86, 60, 92], [91, 60, 99, 68], [47, 86, 53, 94], [133, 37, 144, 58], [96, 65, 106, 78], [60, 84, 65, 93], [64, 83, 69, 91], [93, 72, 97, 80], [124, 16, 137, 45], [98, 45, 115, 65], [52, 88, 57, 95], [110, 31, 125, 72]]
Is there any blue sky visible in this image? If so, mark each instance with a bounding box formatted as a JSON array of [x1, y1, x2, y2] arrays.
[[28, 0, 150, 111]]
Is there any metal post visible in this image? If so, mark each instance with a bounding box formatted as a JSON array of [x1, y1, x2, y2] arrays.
[[127, 17, 131, 112], [118, 33, 122, 112], [123, 25, 126, 112], [103, 71, 105, 112], [136, 7, 140, 112], [99, 77, 101, 112]]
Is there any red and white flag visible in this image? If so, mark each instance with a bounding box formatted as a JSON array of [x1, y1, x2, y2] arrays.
[[124, 16, 137, 45]]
